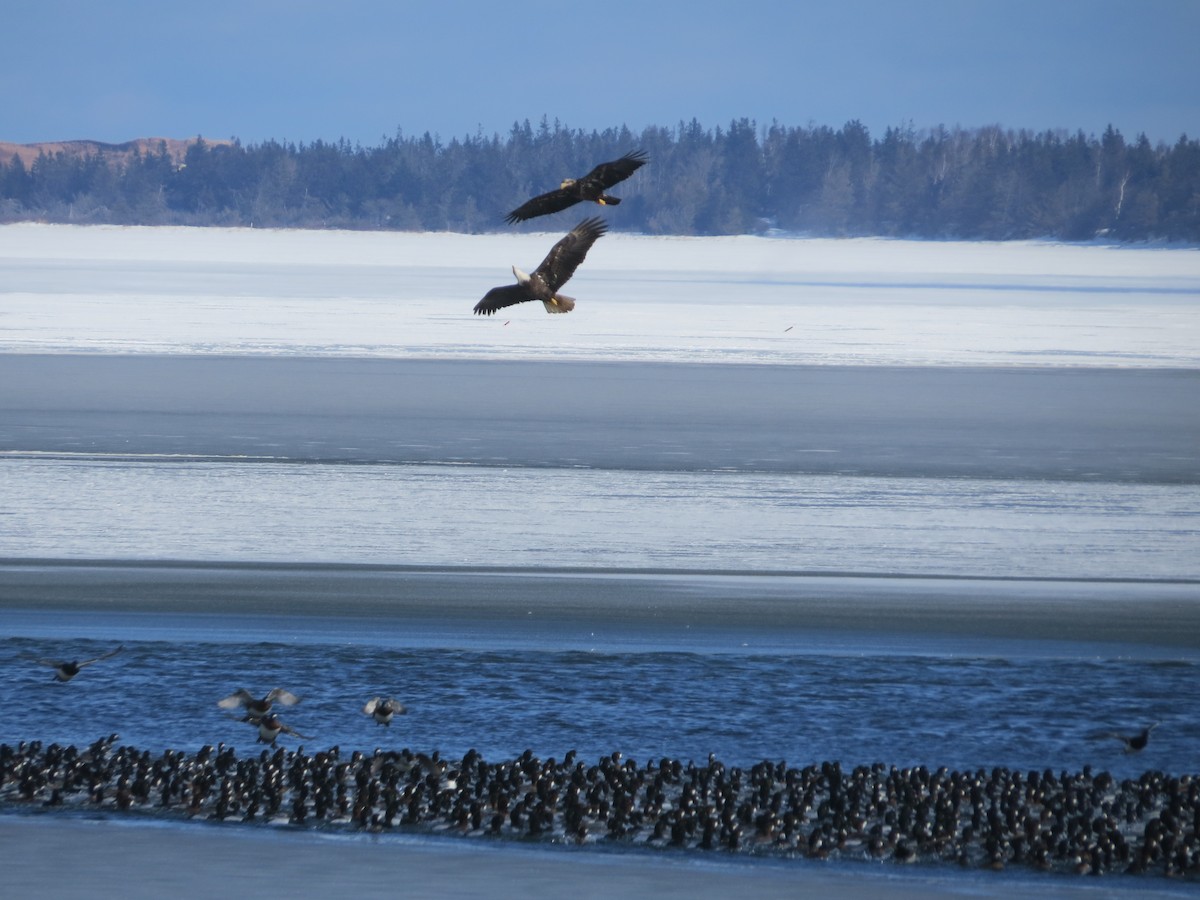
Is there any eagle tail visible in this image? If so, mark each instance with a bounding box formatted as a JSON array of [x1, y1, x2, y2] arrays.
[[597, 194, 621, 206], [542, 294, 575, 314]]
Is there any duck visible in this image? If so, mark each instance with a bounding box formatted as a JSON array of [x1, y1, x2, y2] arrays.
[[362, 697, 407, 726], [218, 688, 300, 720], [37, 645, 123, 682], [1106, 723, 1160, 753], [251, 713, 311, 746]]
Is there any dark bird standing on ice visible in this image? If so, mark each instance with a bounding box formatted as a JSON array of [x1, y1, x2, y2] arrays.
[[37, 646, 123, 682], [474, 217, 607, 316], [504, 150, 647, 224]]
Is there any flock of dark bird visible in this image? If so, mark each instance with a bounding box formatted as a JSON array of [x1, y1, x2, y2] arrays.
[[3, 735, 1198, 880], [8, 644, 1193, 881], [473, 150, 648, 317]]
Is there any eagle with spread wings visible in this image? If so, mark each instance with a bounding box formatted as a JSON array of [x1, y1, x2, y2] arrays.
[[504, 150, 648, 224], [474, 217, 607, 316]]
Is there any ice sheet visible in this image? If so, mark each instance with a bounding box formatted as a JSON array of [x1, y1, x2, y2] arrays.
[[2, 224, 1197, 366]]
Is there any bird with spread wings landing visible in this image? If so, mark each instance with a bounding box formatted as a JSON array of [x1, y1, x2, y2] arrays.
[[362, 696, 408, 726], [218, 687, 300, 720], [37, 646, 123, 682], [505, 150, 648, 224], [1105, 723, 1160, 753], [474, 217, 607, 316], [248, 713, 311, 745]]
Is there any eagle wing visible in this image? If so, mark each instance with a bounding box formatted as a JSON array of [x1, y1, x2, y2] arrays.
[[581, 149, 648, 191], [504, 187, 580, 224], [474, 283, 530, 316], [534, 217, 608, 292]]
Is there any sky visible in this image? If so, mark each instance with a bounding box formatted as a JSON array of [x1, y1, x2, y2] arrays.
[[3, 0, 1197, 148]]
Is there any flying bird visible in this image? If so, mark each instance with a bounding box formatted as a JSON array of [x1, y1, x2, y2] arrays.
[[474, 216, 607, 316], [1105, 723, 1159, 753], [248, 713, 311, 745], [505, 150, 648, 224], [218, 688, 300, 720], [37, 646, 123, 682], [362, 697, 408, 726]]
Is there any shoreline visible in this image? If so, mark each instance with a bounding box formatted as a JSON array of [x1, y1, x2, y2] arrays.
[[5, 813, 1161, 900]]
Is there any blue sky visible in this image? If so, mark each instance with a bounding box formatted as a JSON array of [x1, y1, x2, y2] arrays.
[[4, 0, 1197, 147]]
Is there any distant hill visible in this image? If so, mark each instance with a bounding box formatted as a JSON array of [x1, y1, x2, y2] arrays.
[[0, 137, 225, 168]]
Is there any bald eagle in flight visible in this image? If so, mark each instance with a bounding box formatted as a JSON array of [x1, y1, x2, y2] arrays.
[[474, 217, 607, 316], [504, 150, 648, 224]]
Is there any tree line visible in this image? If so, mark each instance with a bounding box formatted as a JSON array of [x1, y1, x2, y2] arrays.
[[1, 117, 1197, 242]]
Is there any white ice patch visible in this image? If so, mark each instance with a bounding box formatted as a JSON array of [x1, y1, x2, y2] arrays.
[[0, 223, 1197, 367]]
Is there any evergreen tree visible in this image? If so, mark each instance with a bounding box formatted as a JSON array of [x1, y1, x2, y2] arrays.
[[0, 120, 1195, 241]]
